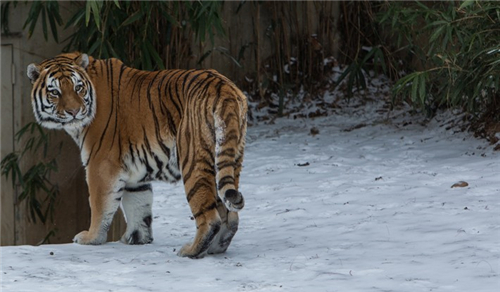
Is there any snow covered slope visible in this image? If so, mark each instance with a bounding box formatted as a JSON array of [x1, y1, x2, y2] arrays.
[[1, 98, 499, 292]]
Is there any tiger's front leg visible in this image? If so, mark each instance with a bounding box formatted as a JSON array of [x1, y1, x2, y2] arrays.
[[73, 163, 123, 245], [120, 184, 154, 244]]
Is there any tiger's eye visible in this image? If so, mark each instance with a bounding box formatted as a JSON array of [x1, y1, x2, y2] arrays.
[[50, 90, 59, 97], [75, 85, 83, 93]]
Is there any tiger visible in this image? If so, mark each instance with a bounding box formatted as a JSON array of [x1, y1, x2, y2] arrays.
[[26, 52, 247, 259]]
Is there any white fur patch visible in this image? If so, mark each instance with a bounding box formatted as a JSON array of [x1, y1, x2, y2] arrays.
[[214, 115, 226, 156]]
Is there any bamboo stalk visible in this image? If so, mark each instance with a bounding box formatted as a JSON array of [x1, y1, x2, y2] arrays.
[[254, 2, 263, 101], [306, 1, 314, 84], [294, 2, 300, 89], [273, 2, 284, 115]]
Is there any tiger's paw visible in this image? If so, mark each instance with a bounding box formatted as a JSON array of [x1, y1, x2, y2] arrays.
[[73, 230, 106, 245], [177, 221, 221, 259], [177, 243, 208, 259], [120, 230, 153, 245], [208, 219, 238, 255]]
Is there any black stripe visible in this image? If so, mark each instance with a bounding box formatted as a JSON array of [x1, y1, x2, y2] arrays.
[[188, 72, 213, 97], [166, 164, 182, 181], [181, 69, 197, 94], [124, 184, 152, 193], [186, 71, 206, 89], [217, 148, 236, 157], [180, 117, 193, 174], [128, 139, 136, 164], [201, 168, 216, 177], [147, 71, 163, 109], [153, 154, 164, 179], [220, 131, 239, 146], [211, 80, 225, 111], [216, 161, 236, 171], [141, 145, 154, 175], [111, 62, 120, 149], [220, 98, 237, 118], [167, 83, 183, 124], [84, 143, 95, 167], [110, 63, 126, 151], [118, 129, 123, 161], [157, 73, 169, 116], [217, 175, 235, 190], [203, 99, 215, 143], [172, 71, 185, 115], [94, 60, 115, 156], [182, 151, 213, 184], [143, 215, 152, 228], [192, 202, 217, 219], [186, 178, 214, 202], [130, 71, 146, 102], [151, 104, 172, 159]]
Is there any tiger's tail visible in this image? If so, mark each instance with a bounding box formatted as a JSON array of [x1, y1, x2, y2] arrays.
[[214, 94, 246, 212]]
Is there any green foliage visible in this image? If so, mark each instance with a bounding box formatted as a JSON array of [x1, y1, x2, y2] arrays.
[[1, 1, 15, 35], [0, 122, 60, 225], [336, 46, 387, 98], [380, 0, 500, 116], [20, 0, 227, 71], [17, 0, 63, 42], [334, 1, 395, 100]]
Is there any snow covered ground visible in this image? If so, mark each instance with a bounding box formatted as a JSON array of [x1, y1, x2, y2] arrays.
[[1, 94, 499, 292]]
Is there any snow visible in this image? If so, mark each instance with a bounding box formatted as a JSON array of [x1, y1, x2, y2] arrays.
[[1, 96, 499, 292]]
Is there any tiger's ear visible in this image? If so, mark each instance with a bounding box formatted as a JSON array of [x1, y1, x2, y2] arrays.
[[76, 53, 89, 70], [27, 63, 40, 84]]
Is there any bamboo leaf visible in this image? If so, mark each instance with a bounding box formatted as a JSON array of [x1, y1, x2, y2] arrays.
[[26, 2, 42, 38], [49, 1, 63, 25], [198, 49, 213, 66], [235, 0, 247, 14], [418, 73, 427, 104], [88, 38, 101, 55], [121, 10, 143, 27], [41, 5, 48, 41], [65, 9, 85, 29], [106, 40, 120, 59], [145, 40, 165, 70], [429, 24, 446, 44], [140, 42, 152, 70], [47, 9, 59, 43], [411, 74, 419, 104], [85, 1, 91, 27], [459, 0, 475, 10], [215, 47, 242, 68], [90, 1, 101, 30]]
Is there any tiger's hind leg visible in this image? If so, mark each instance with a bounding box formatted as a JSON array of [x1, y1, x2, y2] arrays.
[[207, 198, 239, 254], [208, 156, 243, 254], [120, 184, 154, 245], [176, 118, 221, 258], [177, 174, 221, 258]]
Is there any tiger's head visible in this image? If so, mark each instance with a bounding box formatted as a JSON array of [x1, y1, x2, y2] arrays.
[[27, 53, 96, 130]]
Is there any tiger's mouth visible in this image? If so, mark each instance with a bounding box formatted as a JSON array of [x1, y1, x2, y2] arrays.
[[56, 110, 93, 128]]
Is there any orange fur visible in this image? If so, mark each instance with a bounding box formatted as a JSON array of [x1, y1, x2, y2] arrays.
[[28, 52, 247, 258]]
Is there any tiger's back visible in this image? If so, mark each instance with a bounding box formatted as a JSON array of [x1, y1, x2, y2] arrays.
[[27, 52, 247, 258]]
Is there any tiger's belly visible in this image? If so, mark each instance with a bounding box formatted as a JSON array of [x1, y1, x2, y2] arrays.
[[123, 142, 181, 184]]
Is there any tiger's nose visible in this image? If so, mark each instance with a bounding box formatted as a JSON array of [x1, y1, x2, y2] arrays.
[[66, 109, 80, 117]]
